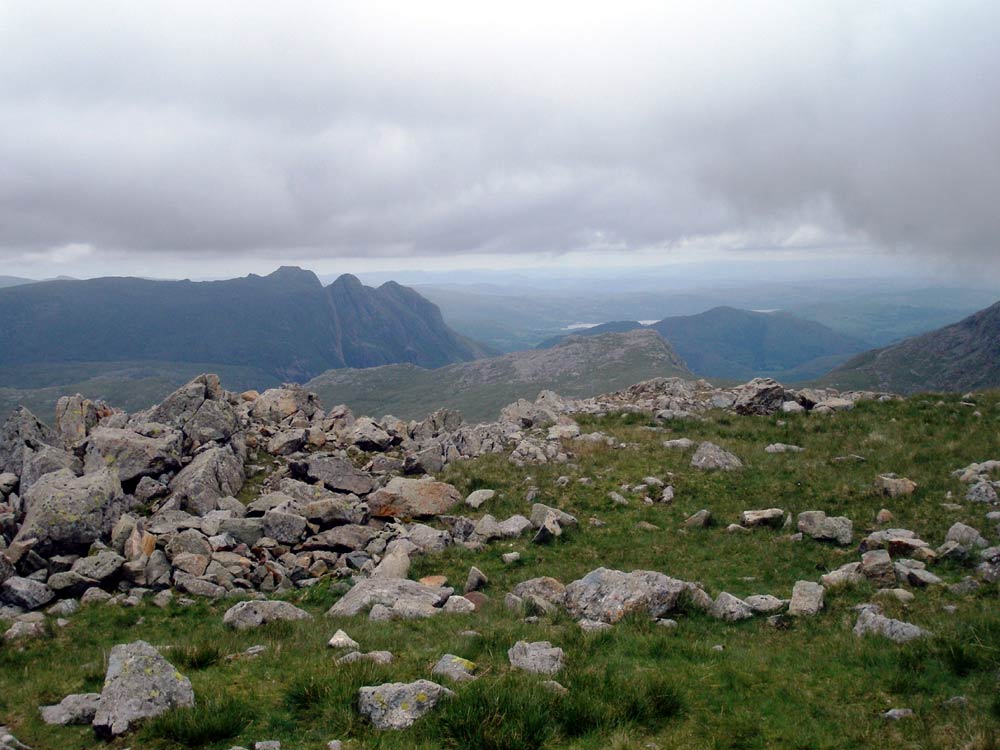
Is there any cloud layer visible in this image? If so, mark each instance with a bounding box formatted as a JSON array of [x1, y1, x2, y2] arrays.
[[1, 1, 998, 272]]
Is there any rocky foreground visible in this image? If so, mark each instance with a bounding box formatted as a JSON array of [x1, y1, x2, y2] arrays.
[[0, 374, 997, 744]]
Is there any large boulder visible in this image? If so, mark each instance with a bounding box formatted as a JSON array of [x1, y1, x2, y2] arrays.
[[168, 444, 245, 516], [0, 576, 55, 610], [15, 468, 124, 555], [327, 577, 453, 617], [294, 455, 374, 495], [732, 378, 787, 415], [84, 425, 183, 484], [55, 394, 107, 446], [92, 641, 194, 737], [223, 600, 312, 630], [0, 407, 57, 476], [367, 477, 462, 518], [563, 568, 691, 624], [358, 680, 454, 730], [251, 385, 320, 422], [20, 444, 82, 492], [145, 374, 239, 449]]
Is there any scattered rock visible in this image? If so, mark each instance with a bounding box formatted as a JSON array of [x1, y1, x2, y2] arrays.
[[690, 442, 742, 471], [223, 600, 312, 630], [508, 640, 565, 674], [357, 680, 454, 730], [40, 693, 101, 726], [432, 654, 477, 682]]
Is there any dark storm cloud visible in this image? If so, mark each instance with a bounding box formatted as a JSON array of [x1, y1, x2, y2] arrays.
[[1, 1, 998, 269]]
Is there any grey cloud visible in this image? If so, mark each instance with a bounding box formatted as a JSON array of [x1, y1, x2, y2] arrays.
[[0, 1, 998, 268]]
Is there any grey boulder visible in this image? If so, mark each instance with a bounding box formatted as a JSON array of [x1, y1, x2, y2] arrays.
[[358, 680, 454, 730], [563, 567, 690, 624], [40, 693, 101, 725], [168, 444, 245, 516], [690, 442, 743, 471], [15, 468, 124, 555], [327, 577, 452, 617], [508, 640, 564, 674], [92, 640, 194, 737], [223, 600, 313, 630]]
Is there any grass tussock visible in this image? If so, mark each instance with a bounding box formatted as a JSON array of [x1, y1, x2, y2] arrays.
[[139, 695, 251, 747]]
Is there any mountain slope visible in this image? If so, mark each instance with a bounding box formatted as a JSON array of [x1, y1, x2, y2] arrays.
[[0, 267, 487, 383], [823, 300, 1000, 393], [535, 321, 645, 349], [306, 328, 693, 421], [648, 307, 866, 381]]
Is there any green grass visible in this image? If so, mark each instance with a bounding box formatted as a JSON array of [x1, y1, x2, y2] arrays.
[[1, 392, 999, 748]]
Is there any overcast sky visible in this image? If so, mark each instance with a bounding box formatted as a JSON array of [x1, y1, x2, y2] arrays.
[[1, 1, 998, 280]]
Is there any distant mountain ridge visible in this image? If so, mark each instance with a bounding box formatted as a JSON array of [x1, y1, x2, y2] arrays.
[[823, 299, 1000, 393], [536, 307, 866, 382], [306, 328, 692, 422], [0, 267, 488, 382]]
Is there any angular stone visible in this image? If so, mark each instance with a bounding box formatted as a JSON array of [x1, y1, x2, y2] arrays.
[[432, 654, 477, 682], [168, 445, 245, 516], [357, 680, 454, 730], [0, 576, 54, 610], [295, 455, 374, 495], [327, 577, 452, 617], [508, 640, 564, 674], [853, 605, 927, 643], [263, 510, 307, 545], [367, 477, 462, 518], [788, 581, 824, 616], [92, 640, 194, 737], [223, 600, 312, 630], [464, 489, 495, 509], [797, 511, 853, 545], [741, 508, 784, 528], [691, 442, 742, 471], [40, 693, 101, 725], [710, 592, 753, 621], [945, 522, 987, 549], [563, 568, 690, 624], [16, 468, 124, 555], [84, 425, 183, 484], [20, 445, 82, 492], [301, 524, 376, 552]]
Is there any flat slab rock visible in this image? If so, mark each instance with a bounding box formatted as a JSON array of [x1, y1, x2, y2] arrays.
[[853, 605, 928, 644], [367, 477, 462, 518], [223, 600, 313, 630], [92, 640, 194, 737], [40, 693, 101, 726], [327, 577, 453, 617], [357, 680, 454, 730], [563, 567, 691, 624]]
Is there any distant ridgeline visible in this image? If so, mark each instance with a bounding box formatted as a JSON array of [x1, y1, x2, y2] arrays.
[[537, 307, 867, 382], [0, 267, 489, 418]]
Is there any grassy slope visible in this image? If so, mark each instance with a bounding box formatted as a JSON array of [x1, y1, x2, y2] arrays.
[[2, 393, 999, 749]]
